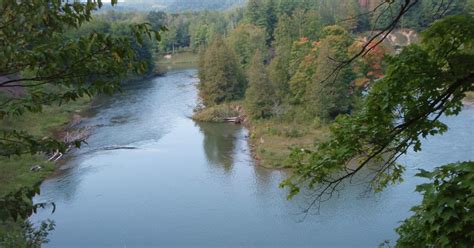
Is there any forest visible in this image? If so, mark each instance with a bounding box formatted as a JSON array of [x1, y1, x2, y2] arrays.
[[1, 0, 473, 247]]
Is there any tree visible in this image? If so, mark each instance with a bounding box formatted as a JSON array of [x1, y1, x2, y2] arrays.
[[0, 0, 160, 158], [159, 14, 191, 53], [245, 0, 277, 44], [468, 0, 474, 15], [281, 15, 474, 224], [245, 0, 266, 27], [305, 26, 353, 120], [288, 39, 318, 104], [267, 14, 296, 105], [349, 40, 386, 88], [299, 9, 322, 40], [147, 11, 167, 31], [336, 0, 361, 32], [394, 161, 474, 247], [227, 24, 267, 69], [245, 51, 275, 119], [198, 37, 245, 106]]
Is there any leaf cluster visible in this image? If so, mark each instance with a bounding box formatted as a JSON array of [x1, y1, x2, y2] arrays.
[[0, 0, 162, 156], [396, 162, 474, 247]]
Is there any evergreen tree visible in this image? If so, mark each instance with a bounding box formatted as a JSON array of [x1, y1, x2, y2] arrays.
[[147, 11, 167, 30], [318, 0, 337, 25], [467, 0, 474, 15], [266, 14, 294, 105], [263, 0, 278, 43], [198, 37, 245, 106], [272, 13, 296, 56], [306, 26, 353, 120], [245, 0, 267, 27], [227, 24, 268, 69], [245, 51, 276, 119], [245, 0, 277, 44], [300, 9, 322, 40], [288, 39, 318, 104], [267, 55, 291, 105], [337, 0, 361, 32]]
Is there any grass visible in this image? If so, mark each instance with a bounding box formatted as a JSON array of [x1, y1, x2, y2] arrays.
[[464, 92, 474, 102], [0, 98, 91, 244], [156, 51, 199, 73], [247, 118, 330, 169], [0, 155, 54, 197], [194, 102, 331, 169], [0, 97, 91, 197]]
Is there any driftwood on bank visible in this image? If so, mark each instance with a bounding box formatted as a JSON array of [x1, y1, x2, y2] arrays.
[[43, 126, 92, 165], [223, 116, 242, 124]]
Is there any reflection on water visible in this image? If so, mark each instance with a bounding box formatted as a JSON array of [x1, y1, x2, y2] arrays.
[[29, 69, 474, 248], [198, 122, 241, 172]]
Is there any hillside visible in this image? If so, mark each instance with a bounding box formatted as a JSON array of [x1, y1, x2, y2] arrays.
[[100, 0, 246, 12], [167, 0, 246, 12]]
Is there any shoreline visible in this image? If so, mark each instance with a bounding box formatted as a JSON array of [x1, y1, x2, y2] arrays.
[[192, 103, 329, 170]]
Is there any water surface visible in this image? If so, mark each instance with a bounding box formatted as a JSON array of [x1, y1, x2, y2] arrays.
[[31, 69, 474, 247]]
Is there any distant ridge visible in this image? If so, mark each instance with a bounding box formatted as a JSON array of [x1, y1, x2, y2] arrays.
[[99, 0, 246, 12]]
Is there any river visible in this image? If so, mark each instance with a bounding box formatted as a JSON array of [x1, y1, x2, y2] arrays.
[[30, 69, 474, 247]]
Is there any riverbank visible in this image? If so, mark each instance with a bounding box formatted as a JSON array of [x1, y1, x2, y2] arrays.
[[156, 51, 198, 74], [0, 97, 92, 197], [246, 118, 330, 169], [0, 97, 92, 244], [193, 103, 330, 169], [0, 70, 167, 197]]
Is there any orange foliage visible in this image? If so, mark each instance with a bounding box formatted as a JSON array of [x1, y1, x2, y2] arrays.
[[351, 40, 386, 87], [297, 37, 310, 45]]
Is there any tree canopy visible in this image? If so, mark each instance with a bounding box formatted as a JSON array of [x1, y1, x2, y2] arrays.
[[282, 14, 474, 202], [394, 161, 474, 247], [198, 36, 245, 106], [244, 50, 275, 119], [0, 0, 162, 158]]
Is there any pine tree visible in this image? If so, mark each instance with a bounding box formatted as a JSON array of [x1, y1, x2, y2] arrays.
[[198, 37, 246, 106], [245, 51, 276, 119]]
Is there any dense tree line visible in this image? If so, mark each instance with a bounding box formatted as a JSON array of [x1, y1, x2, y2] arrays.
[[197, 37, 245, 106], [195, 1, 473, 246], [196, 0, 470, 122], [147, 10, 244, 53], [98, 0, 244, 13], [1, 0, 472, 246], [71, 11, 156, 77], [1, 0, 161, 245]]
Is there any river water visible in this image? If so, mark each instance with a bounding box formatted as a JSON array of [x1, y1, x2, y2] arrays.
[[31, 69, 474, 247]]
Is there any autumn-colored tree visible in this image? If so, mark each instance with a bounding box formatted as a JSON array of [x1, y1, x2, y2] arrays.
[[350, 39, 386, 88], [283, 17, 474, 246]]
